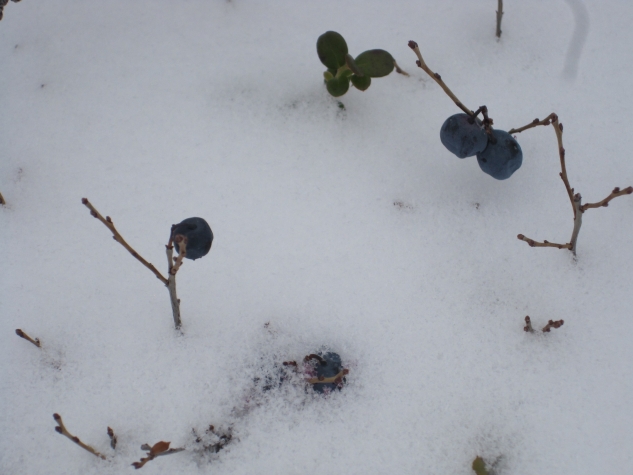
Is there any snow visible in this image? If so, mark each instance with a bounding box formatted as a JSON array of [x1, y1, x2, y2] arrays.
[[1, 1, 632, 474]]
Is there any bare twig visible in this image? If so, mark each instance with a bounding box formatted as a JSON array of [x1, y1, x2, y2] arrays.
[[15, 329, 41, 348], [581, 186, 633, 211], [132, 441, 184, 469], [81, 198, 168, 285], [516, 234, 572, 250], [523, 316, 534, 333], [496, 0, 504, 38], [169, 237, 187, 276], [165, 231, 182, 330], [524, 316, 565, 333], [393, 60, 410, 76], [507, 113, 557, 135], [408, 41, 474, 116], [53, 414, 106, 460], [0, 191, 5, 205], [542, 319, 564, 332], [513, 115, 632, 255], [107, 427, 117, 449]]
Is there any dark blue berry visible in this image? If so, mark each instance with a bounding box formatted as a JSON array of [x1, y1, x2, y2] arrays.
[[476, 130, 523, 180], [171, 217, 213, 260], [310, 352, 345, 394], [440, 113, 488, 158]]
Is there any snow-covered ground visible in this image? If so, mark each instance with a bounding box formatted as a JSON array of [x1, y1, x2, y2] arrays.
[[1, 1, 632, 474]]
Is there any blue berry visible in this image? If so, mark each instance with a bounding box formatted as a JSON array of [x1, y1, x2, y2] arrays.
[[309, 352, 345, 394], [440, 113, 488, 158], [476, 130, 523, 180], [171, 217, 213, 260]]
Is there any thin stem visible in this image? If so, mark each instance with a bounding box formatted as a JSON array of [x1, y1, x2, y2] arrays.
[[166, 243, 182, 330], [568, 194, 583, 255], [53, 414, 107, 460], [508, 113, 557, 134], [408, 41, 474, 116], [496, 0, 504, 38], [107, 427, 117, 449], [393, 60, 410, 76], [550, 117, 576, 215], [15, 329, 41, 348], [581, 186, 633, 211], [542, 319, 564, 332], [516, 234, 571, 250], [81, 198, 168, 285], [169, 237, 187, 276]]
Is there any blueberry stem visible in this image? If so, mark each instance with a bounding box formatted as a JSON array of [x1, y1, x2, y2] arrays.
[[407, 41, 475, 117], [15, 328, 41, 348], [81, 198, 168, 285], [52, 413, 107, 460], [513, 114, 632, 255], [496, 0, 504, 39]]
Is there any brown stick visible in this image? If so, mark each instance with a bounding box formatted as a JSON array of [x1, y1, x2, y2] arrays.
[[516, 235, 571, 250], [82, 198, 168, 285], [408, 41, 474, 116], [15, 329, 41, 347], [53, 414, 107, 460], [164, 230, 183, 330], [581, 186, 633, 211], [496, 0, 504, 38], [542, 319, 564, 332], [507, 113, 557, 135], [107, 427, 117, 449], [513, 115, 631, 255]]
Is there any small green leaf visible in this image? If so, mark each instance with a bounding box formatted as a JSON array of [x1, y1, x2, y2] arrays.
[[317, 31, 348, 70], [323, 71, 334, 81], [355, 49, 395, 78], [326, 77, 350, 97], [472, 456, 489, 475], [351, 74, 371, 91], [345, 54, 363, 77]]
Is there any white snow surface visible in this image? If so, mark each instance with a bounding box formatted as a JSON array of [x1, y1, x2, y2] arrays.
[[1, 1, 633, 474]]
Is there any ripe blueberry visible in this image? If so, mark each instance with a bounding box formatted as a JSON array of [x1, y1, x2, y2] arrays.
[[171, 217, 213, 260], [440, 113, 488, 158], [476, 130, 523, 180]]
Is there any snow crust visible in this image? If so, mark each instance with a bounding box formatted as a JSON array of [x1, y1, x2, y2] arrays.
[[1, 1, 632, 474]]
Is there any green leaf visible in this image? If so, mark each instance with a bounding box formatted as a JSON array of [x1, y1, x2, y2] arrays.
[[351, 74, 371, 91], [323, 71, 334, 81], [326, 77, 350, 97], [317, 31, 348, 70], [355, 49, 395, 78], [472, 456, 489, 475], [345, 54, 363, 77]]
